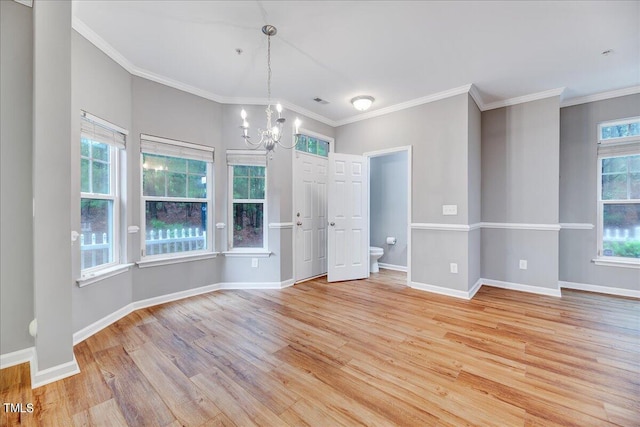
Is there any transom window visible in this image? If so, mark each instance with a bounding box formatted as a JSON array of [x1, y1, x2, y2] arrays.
[[597, 118, 640, 261], [141, 135, 214, 259], [295, 134, 330, 157], [80, 112, 126, 274]]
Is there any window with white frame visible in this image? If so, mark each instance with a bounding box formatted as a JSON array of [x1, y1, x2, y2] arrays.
[[295, 134, 330, 157], [80, 112, 126, 274], [141, 135, 214, 259], [227, 151, 267, 250], [597, 117, 640, 261]]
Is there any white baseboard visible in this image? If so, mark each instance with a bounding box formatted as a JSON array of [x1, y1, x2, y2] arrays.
[[378, 263, 408, 272], [410, 281, 474, 300], [559, 281, 640, 299], [219, 280, 293, 290], [73, 279, 292, 347], [0, 346, 35, 370], [281, 278, 295, 288], [73, 283, 221, 345], [73, 304, 133, 345], [132, 283, 221, 311], [410, 277, 561, 300], [31, 354, 80, 389], [482, 278, 562, 297], [468, 279, 483, 299]]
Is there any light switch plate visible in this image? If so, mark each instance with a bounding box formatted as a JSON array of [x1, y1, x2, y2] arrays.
[[442, 205, 458, 215], [519, 259, 527, 270], [450, 263, 458, 274], [252, 258, 259, 268]]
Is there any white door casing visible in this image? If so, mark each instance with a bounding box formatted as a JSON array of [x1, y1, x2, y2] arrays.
[[293, 151, 328, 281], [327, 152, 369, 282]]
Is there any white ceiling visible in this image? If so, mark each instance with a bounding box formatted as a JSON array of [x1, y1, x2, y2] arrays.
[[73, 0, 639, 125]]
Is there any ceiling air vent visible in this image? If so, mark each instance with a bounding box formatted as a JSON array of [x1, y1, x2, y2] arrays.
[[313, 97, 330, 105]]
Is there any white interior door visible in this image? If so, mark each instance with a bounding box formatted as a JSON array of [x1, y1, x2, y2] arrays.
[[327, 152, 369, 282], [294, 151, 328, 281]]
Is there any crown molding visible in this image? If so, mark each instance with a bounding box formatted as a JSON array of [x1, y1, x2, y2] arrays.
[[72, 17, 338, 127], [482, 87, 566, 111], [13, 0, 32, 7], [335, 84, 474, 127], [70, 16, 636, 128], [560, 85, 640, 108], [72, 16, 135, 75], [468, 83, 485, 111]]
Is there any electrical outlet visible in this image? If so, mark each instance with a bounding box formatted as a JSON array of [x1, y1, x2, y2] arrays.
[[450, 263, 458, 274], [519, 259, 527, 270], [442, 204, 458, 215], [251, 258, 258, 268]]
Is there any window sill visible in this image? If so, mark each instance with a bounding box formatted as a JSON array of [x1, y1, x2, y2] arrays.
[[592, 258, 640, 269], [222, 250, 272, 258], [77, 263, 134, 288], [137, 252, 219, 269]]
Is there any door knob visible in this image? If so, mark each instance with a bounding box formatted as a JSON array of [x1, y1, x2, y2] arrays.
[[297, 221, 303, 226], [329, 222, 335, 226]]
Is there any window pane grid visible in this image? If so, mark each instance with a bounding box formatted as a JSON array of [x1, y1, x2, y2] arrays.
[[142, 151, 212, 258], [81, 139, 118, 273], [143, 153, 207, 199], [600, 153, 640, 259], [230, 164, 266, 249], [81, 138, 112, 195]]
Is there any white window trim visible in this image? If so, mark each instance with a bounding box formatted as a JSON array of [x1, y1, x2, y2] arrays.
[[596, 123, 640, 264], [227, 160, 268, 252], [80, 115, 125, 278], [140, 136, 214, 262], [137, 252, 219, 269], [77, 263, 134, 287], [294, 127, 334, 158], [598, 116, 640, 145]]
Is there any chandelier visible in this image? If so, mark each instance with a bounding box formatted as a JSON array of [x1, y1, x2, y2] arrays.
[[240, 25, 301, 155]]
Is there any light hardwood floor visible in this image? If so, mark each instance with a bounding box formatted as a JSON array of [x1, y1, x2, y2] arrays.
[[1, 270, 639, 426]]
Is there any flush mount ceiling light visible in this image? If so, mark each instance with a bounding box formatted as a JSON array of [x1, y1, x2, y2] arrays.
[[351, 95, 375, 111], [240, 25, 301, 157]]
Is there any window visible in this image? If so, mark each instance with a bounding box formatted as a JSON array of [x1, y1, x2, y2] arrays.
[[227, 151, 267, 250], [597, 117, 640, 262], [80, 112, 126, 274], [295, 134, 330, 157], [141, 135, 214, 259]]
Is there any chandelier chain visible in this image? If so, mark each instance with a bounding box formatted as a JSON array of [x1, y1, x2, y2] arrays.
[[267, 33, 272, 103]]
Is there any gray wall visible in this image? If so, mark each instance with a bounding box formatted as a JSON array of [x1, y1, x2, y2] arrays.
[[131, 77, 223, 301], [32, 0, 74, 370], [337, 94, 477, 292], [481, 96, 560, 289], [0, 0, 34, 355], [559, 94, 640, 290], [71, 31, 134, 332], [370, 151, 408, 268]]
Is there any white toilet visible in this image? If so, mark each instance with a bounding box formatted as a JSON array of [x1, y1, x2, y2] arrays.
[[369, 246, 384, 273]]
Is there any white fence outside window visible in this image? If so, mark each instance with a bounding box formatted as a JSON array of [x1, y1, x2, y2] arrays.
[[81, 228, 206, 269]]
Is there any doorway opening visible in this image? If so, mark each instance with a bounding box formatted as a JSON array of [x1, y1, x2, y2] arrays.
[[365, 146, 411, 282]]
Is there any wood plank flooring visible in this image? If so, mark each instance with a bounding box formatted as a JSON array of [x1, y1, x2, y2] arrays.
[[1, 270, 639, 426]]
